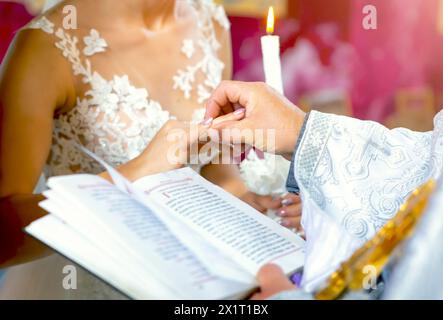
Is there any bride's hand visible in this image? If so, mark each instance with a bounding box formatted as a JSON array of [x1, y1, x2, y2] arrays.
[[136, 111, 246, 177], [277, 194, 302, 230], [241, 192, 281, 213], [241, 193, 302, 230], [105, 120, 210, 181], [137, 120, 208, 176]]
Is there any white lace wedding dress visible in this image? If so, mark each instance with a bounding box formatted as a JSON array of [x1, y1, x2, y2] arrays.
[[1, 0, 292, 299], [0, 0, 231, 299]]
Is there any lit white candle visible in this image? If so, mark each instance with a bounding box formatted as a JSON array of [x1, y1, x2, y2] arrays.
[[261, 6, 284, 94]]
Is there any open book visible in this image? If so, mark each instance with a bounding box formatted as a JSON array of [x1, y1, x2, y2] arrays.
[[26, 149, 305, 300]]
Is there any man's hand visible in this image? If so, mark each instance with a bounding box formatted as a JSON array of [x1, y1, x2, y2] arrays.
[[250, 264, 297, 300], [205, 81, 306, 155]]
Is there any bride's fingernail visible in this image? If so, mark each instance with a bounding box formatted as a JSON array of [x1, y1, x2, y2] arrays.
[[281, 199, 294, 206], [277, 209, 286, 217], [280, 219, 290, 227], [200, 118, 213, 127], [234, 108, 246, 115]]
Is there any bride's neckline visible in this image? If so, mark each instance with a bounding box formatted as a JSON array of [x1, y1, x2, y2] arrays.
[[24, 0, 230, 175], [27, 4, 228, 119], [139, 14, 194, 37]]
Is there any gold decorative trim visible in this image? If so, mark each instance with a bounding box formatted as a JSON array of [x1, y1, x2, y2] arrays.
[[315, 180, 436, 300]]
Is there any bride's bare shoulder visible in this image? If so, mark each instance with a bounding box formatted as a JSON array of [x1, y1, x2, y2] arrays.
[[0, 16, 75, 111], [6, 2, 75, 69]]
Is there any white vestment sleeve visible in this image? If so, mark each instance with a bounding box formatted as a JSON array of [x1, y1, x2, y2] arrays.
[[293, 110, 442, 292]]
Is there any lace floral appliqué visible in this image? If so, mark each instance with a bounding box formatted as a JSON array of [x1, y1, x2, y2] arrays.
[[26, 0, 228, 176], [28, 16, 54, 34], [173, 1, 229, 104], [83, 29, 108, 56]]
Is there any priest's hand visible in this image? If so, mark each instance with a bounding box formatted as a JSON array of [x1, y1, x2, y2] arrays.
[[250, 264, 297, 300], [204, 81, 306, 156]]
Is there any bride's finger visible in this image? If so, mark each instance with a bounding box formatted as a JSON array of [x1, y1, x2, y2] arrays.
[[211, 108, 246, 127], [280, 217, 301, 229], [186, 119, 214, 145], [277, 203, 302, 218], [281, 194, 301, 206], [255, 195, 282, 210]]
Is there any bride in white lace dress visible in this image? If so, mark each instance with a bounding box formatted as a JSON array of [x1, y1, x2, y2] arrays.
[[0, 0, 301, 299]]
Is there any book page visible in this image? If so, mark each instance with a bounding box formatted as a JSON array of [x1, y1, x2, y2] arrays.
[[134, 168, 305, 276], [42, 174, 251, 299], [79, 147, 255, 283], [26, 215, 166, 299], [137, 197, 256, 284]]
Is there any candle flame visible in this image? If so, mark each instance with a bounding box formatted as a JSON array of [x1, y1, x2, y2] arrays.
[[266, 6, 275, 34]]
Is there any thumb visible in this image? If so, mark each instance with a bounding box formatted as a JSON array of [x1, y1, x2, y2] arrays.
[[204, 80, 250, 120], [257, 264, 295, 295]]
